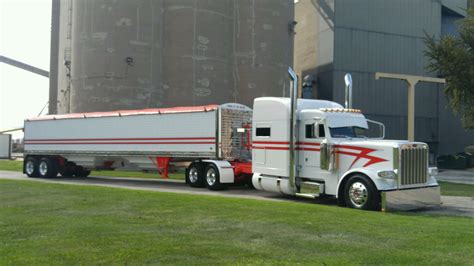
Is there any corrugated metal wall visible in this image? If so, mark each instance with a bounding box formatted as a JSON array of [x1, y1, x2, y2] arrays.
[[295, 0, 473, 155], [332, 0, 441, 145]]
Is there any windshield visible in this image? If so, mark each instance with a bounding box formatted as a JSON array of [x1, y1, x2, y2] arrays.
[[330, 126, 368, 138]]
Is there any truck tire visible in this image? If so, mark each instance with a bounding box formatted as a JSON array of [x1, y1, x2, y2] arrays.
[[343, 174, 380, 211], [186, 163, 205, 188], [74, 166, 91, 178], [38, 157, 59, 178], [60, 162, 76, 177], [205, 164, 225, 191], [25, 157, 40, 178]]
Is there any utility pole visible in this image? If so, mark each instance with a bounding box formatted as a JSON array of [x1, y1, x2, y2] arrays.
[[375, 72, 446, 141]]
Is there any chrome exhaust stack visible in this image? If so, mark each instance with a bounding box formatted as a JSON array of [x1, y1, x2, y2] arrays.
[[288, 67, 298, 193], [344, 73, 353, 109]]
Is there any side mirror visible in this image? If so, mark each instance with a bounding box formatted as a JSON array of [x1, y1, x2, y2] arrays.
[[366, 119, 385, 139], [320, 139, 336, 171]]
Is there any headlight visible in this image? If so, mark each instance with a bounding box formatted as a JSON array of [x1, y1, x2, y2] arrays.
[[428, 167, 438, 176], [378, 170, 396, 179]]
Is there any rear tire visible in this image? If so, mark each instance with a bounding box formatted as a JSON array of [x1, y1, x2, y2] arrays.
[[60, 162, 76, 177], [343, 174, 380, 211], [74, 166, 91, 177], [24, 157, 39, 178], [185, 163, 205, 188], [38, 157, 59, 178], [205, 164, 225, 191]]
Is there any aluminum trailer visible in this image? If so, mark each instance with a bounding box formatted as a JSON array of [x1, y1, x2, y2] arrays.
[[23, 103, 253, 189]]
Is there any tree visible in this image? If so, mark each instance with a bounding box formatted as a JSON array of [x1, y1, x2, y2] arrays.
[[424, 8, 474, 129]]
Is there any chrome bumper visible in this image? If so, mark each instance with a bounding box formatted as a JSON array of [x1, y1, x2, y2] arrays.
[[381, 186, 440, 211]]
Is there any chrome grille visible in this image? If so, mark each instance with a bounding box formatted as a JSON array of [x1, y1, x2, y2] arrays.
[[399, 144, 428, 186]]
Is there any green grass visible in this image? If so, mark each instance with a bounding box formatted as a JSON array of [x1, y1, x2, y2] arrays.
[[0, 160, 22, 171], [0, 180, 473, 265], [439, 181, 474, 197]]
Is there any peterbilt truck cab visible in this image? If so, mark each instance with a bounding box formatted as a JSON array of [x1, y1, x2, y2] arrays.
[[251, 97, 440, 211]]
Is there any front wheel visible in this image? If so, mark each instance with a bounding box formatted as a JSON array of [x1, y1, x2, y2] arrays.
[[205, 164, 225, 191], [343, 175, 380, 211]]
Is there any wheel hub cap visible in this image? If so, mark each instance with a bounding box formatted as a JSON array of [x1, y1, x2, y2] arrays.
[[26, 161, 35, 175], [206, 168, 216, 186], [189, 167, 199, 183], [349, 182, 368, 208], [39, 161, 48, 176]]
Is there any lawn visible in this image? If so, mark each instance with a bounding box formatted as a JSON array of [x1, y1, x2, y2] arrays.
[[438, 181, 474, 197], [0, 180, 473, 265]]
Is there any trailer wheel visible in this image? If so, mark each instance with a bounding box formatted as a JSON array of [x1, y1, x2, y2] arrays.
[[60, 162, 76, 177], [38, 157, 59, 178], [74, 166, 91, 178], [25, 157, 39, 178], [343, 174, 380, 211], [205, 164, 225, 191], [186, 163, 205, 188]]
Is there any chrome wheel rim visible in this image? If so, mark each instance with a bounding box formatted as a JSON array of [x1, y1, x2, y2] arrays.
[[348, 182, 368, 208], [189, 167, 199, 183], [39, 161, 48, 176], [206, 168, 216, 186], [26, 161, 35, 175]]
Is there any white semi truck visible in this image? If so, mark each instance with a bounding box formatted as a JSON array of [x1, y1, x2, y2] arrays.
[[23, 68, 440, 211]]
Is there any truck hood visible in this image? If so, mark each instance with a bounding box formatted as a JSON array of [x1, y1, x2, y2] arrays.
[[333, 139, 427, 171], [334, 139, 425, 149]]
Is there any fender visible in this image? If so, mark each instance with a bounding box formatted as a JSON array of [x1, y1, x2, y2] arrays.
[[201, 160, 235, 183], [336, 168, 398, 198]]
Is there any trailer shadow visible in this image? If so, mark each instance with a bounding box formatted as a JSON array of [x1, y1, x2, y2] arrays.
[[50, 174, 338, 206]]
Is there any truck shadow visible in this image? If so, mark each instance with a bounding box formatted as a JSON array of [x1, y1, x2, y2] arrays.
[[50, 175, 338, 206]]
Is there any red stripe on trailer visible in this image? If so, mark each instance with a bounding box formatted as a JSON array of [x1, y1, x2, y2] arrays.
[[25, 137, 215, 142], [24, 141, 216, 145]]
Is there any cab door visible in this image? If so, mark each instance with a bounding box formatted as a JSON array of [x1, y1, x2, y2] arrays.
[[301, 121, 326, 168]]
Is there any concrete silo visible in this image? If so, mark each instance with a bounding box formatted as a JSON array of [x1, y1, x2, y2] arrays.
[[49, 0, 294, 114]]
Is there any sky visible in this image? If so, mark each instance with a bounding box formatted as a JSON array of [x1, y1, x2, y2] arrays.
[[0, 0, 51, 138]]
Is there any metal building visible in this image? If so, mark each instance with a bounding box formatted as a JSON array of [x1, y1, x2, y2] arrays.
[[294, 0, 474, 156], [49, 0, 294, 114]]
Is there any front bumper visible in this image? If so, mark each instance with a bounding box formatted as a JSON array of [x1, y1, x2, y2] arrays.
[[381, 186, 440, 211]]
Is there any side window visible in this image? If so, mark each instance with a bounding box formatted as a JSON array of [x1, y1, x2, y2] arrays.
[[256, 127, 271, 137], [305, 124, 316, 139], [318, 124, 326, 138]]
